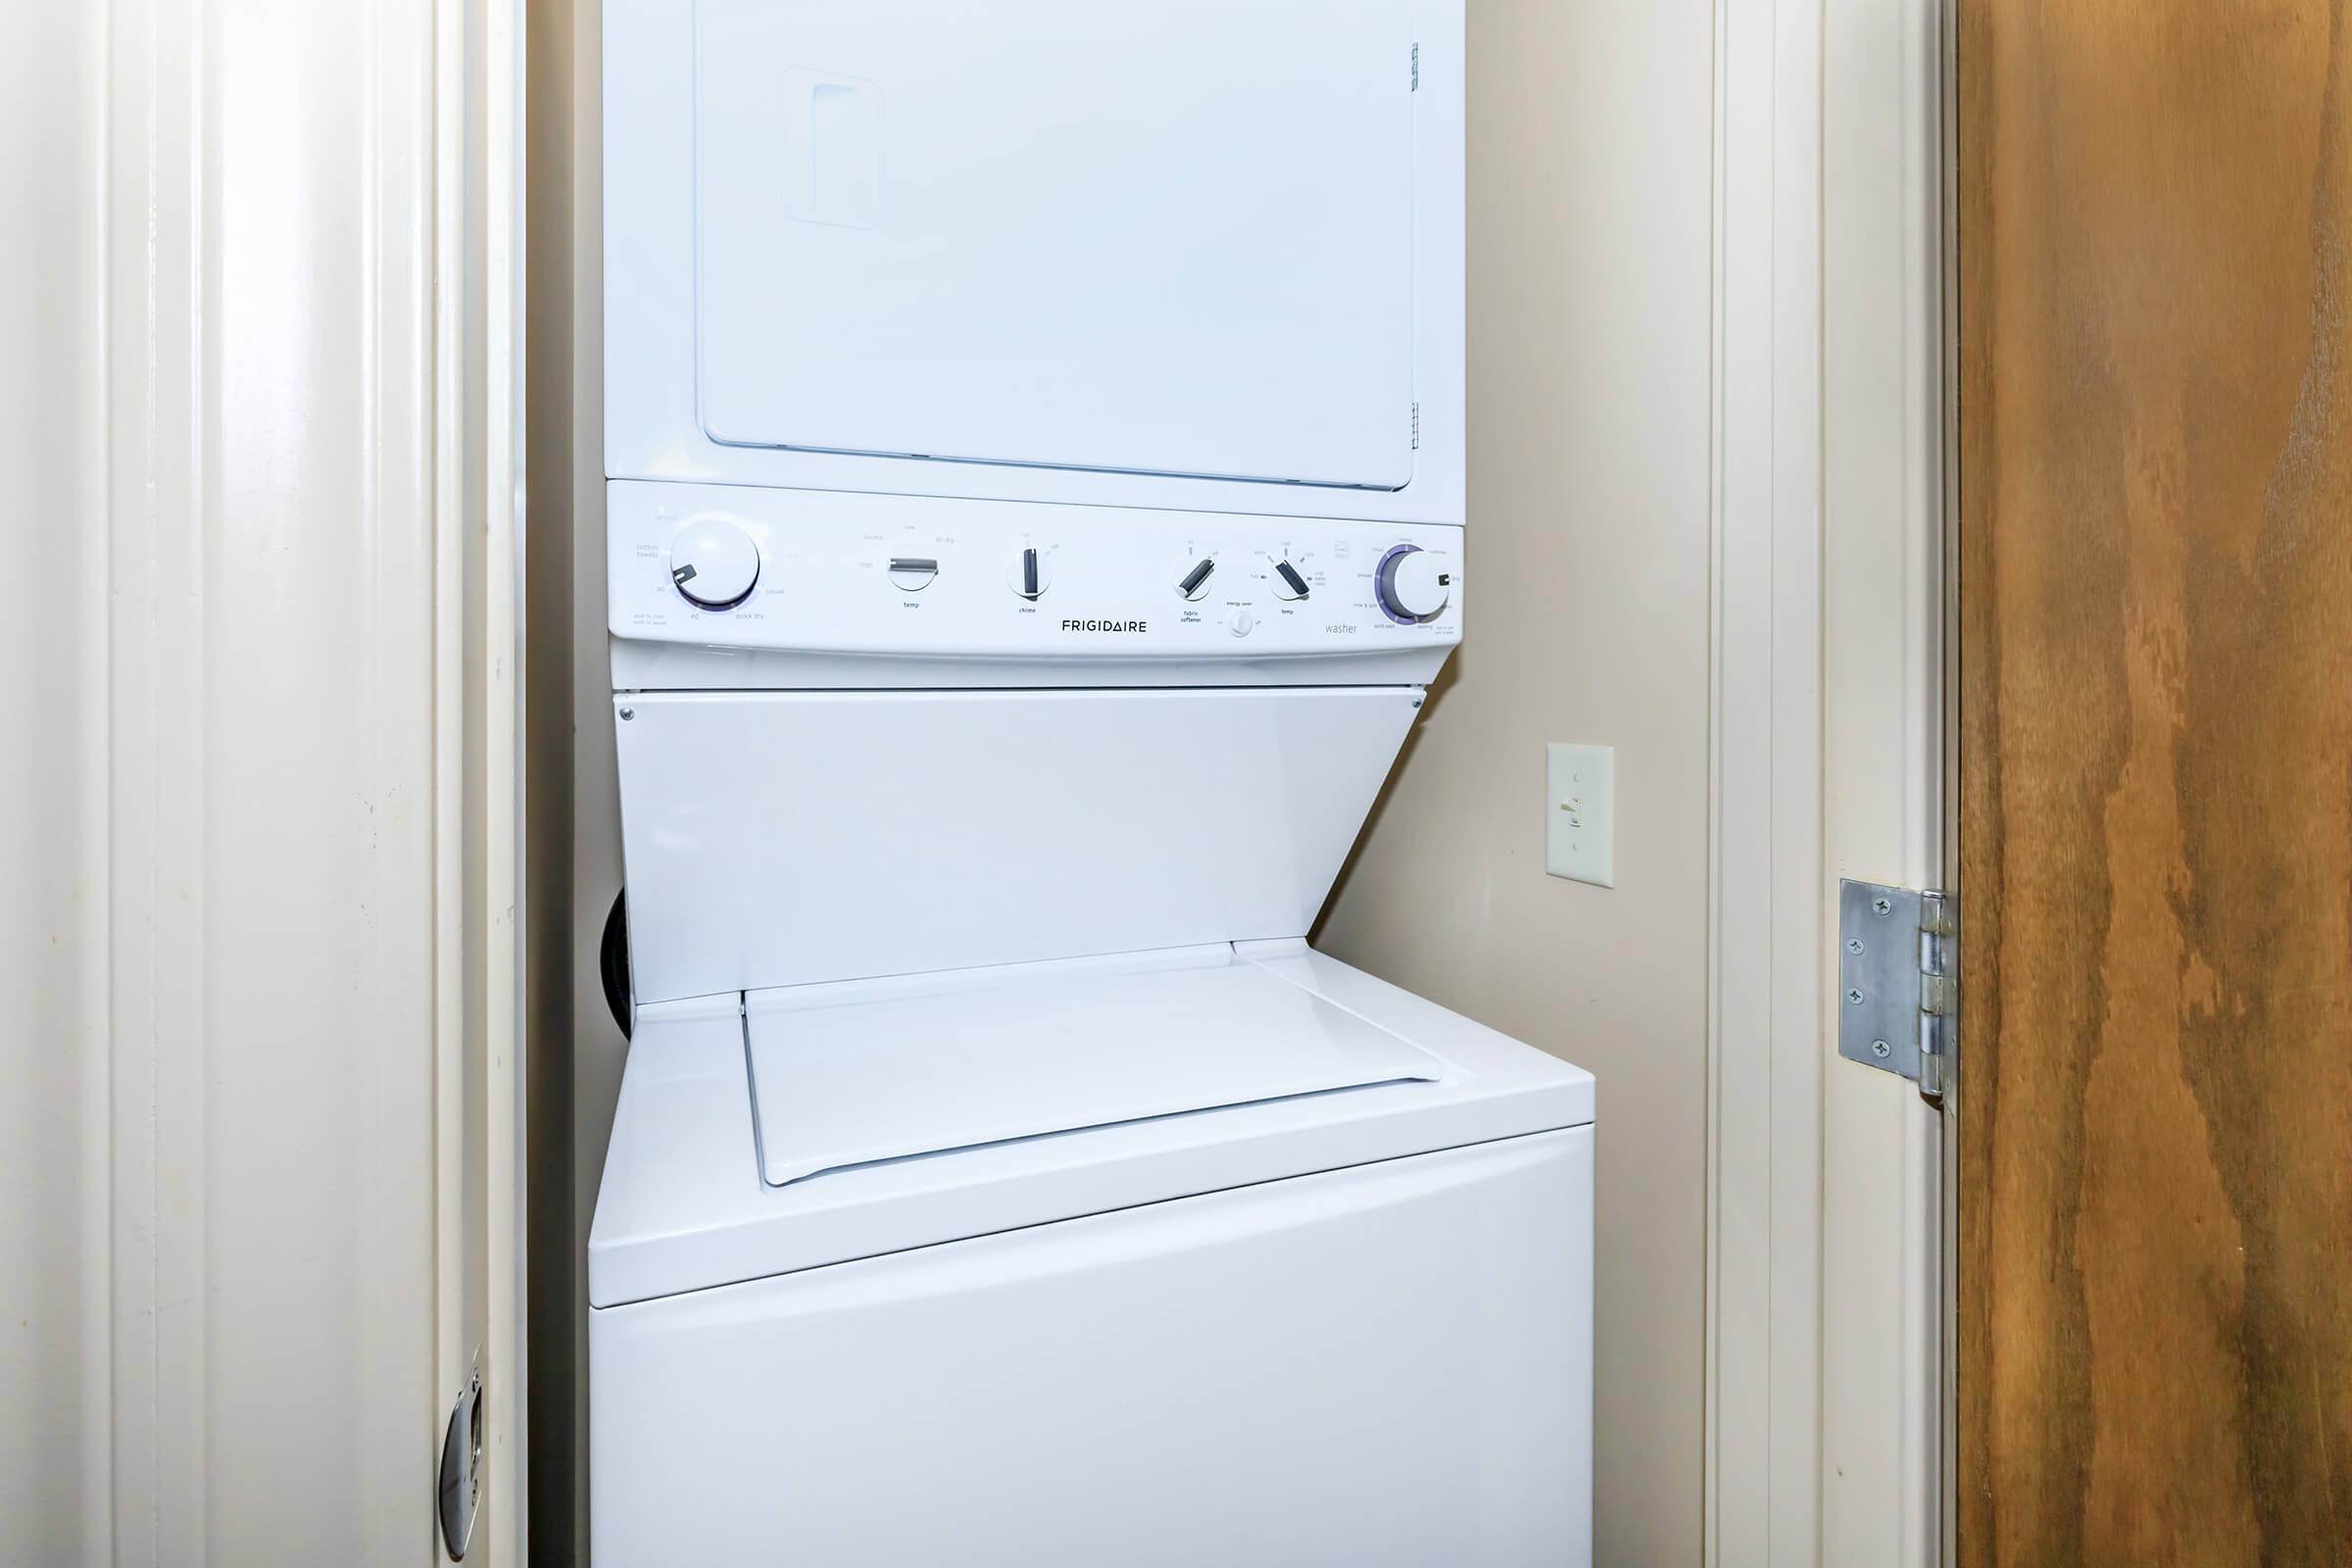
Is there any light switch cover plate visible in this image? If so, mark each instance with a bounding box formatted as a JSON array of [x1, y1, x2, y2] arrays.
[[1545, 743, 1615, 887]]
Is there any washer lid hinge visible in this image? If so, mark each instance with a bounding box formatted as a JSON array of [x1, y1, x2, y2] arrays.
[[1838, 879, 1953, 1105], [1411, 42, 1420, 90]]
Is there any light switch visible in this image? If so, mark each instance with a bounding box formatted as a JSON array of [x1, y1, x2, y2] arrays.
[[1545, 743, 1615, 887]]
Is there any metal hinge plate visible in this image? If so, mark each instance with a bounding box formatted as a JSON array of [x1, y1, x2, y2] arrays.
[[1411, 43, 1420, 90], [1838, 879, 1952, 1102]]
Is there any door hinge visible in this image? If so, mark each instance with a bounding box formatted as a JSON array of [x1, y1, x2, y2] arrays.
[[1411, 43, 1420, 90], [1410, 401, 1420, 449], [1838, 879, 1952, 1104]]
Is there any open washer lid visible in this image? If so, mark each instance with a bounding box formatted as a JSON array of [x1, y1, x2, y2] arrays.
[[746, 950, 1444, 1189], [589, 943, 1595, 1307]]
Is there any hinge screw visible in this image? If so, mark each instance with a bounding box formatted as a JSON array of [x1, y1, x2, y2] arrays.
[[1844, 938, 1864, 955], [1872, 896, 1892, 916], [1845, 987, 1865, 1005], [1871, 1039, 1891, 1058]]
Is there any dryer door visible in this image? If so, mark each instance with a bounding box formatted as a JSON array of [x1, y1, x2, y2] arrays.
[[691, 0, 1418, 490]]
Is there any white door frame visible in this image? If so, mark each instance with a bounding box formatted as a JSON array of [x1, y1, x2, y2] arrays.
[[1708, 0, 1945, 1562], [0, 0, 527, 1558], [1818, 0, 1948, 1561], [1706, 0, 1823, 1560], [434, 0, 530, 1556]]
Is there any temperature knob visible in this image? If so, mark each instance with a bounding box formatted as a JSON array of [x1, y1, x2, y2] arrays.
[[1374, 544, 1450, 623], [668, 517, 761, 611]]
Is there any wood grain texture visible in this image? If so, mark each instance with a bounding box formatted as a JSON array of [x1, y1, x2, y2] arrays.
[[1958, 2, 2352, 1562]]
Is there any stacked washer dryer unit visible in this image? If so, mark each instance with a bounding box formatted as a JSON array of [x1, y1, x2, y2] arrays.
[[591, 2, 1593, 1562]]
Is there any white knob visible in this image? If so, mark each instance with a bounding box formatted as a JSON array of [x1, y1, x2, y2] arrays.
[[1005, 546, 1054, 600], [1375, 545, 1451, 622], [887, 557, 939, 593], [668, 517, 761, 611]]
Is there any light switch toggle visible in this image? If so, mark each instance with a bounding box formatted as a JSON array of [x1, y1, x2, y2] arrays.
[[1545, 743, 1615, 888]]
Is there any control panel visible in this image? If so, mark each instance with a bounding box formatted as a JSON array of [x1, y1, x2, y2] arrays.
[[607, 481, 1462, 659]]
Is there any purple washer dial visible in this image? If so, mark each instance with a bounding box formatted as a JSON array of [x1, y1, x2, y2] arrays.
[[1374, 543, 1429, 624]]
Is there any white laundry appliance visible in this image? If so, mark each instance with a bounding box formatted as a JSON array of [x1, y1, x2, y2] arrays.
[[589, 2, 1593, 1563]]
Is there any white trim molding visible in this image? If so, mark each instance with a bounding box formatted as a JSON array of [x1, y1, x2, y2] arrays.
[[1708, 0, 1827, 1562], [1818, 0, 1947, 1560], [0, 0, 525, 1560], [1708, 0, 1948, 1563]]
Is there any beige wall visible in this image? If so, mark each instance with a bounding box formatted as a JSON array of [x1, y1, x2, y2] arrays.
[[524, 0, 585, 1558], [1317, 3, 1717, 1562], [523, 0, 618, 1560]]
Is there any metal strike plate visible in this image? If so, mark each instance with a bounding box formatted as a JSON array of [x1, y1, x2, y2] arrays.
[[1838, 878, 1928, 1081]]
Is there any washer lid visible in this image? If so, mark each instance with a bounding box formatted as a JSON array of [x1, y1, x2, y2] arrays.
[[587, 943, 1594, 1308], [746, 950, 1445, 1189]]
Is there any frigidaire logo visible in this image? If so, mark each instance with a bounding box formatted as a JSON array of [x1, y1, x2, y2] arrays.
[[1062, 618, 1148, 633]]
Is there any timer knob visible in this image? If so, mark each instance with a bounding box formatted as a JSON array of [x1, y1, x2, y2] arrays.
[[1374, 544, 1450, 623], [668, 517, 761, 611]]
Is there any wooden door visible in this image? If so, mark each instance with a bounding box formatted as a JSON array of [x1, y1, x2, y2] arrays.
[[1957, 2, 2352, 1561]]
